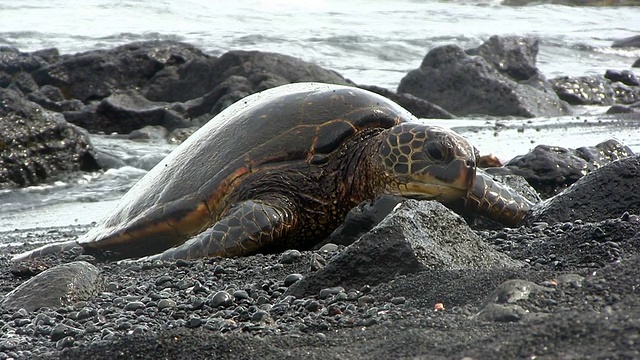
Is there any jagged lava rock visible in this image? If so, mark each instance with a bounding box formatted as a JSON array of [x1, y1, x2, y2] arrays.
[[487, 139, 634, 198], [287, 200, 522, 297], [32, 40, 207, 102], [526, 155, 640, 225], [0, 88, 99, 188], [397, 42, 569, 117]]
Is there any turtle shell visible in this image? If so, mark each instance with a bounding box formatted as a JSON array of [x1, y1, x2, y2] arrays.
[[79, 82, 417, 257]]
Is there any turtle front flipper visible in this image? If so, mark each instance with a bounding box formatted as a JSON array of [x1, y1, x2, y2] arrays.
[[447, 170, 535, 227], [138, 199, 298, 261]]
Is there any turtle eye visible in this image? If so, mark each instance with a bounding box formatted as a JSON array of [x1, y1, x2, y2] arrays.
[[425, 141, 451, 163]]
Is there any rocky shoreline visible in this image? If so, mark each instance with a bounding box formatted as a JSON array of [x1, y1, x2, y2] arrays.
[[1, 34, 640, 359], [1, 35, 640, 188], [0, 153, 639, 359]]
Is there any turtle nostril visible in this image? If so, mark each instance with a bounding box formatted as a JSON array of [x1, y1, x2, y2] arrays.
[[465, 159, 475, 169]]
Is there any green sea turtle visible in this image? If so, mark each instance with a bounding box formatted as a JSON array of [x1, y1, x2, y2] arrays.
[[12, 83, 531, 262]]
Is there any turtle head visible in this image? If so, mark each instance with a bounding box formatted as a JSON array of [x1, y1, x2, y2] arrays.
[[377, 123, 477, 201]]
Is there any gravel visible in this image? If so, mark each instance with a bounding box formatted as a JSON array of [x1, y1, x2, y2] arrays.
[[1, 217, 639, 359]]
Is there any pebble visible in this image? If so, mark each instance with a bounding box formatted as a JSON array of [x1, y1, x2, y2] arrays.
[[157, 299, 176, 310], [207, 291, 234, 308], [319, 286, 345, 300], [186, 317, 202, 328], [309, 253, 326, 271], [251, 310, 270, 322], [283, 273, 303, 286], [390, 297, 406, 305], [279, 250, 302, 264], [305, 300, 321, 312], [50, 323, 82, 342], [319, 243, 339, 252], [124, 301, 145, 311], [155, 275, 173, 287], [358, 295, 375, 306], [55, 336, 75, 350], [233, 290, 249, 300]]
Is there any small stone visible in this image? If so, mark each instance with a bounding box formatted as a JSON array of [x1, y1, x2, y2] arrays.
[[175, 259, 192, 267], [207, 291, 234, 308], [283, 273, 303, 287], [319, 243, 339, 252], [11, 309, 29, 319], [390, 296, 406, 305], [132, 326, 148, 335], [309, 253, 326, 271], [256, 296, 269, 305], [186, 317, 202, 328], [190, 297, 205, 310], [55, 336, 75, 350], [305, 300, 321, 312], [76, 307, 97, 320], [280, 249, 302, 264], [319, 286, 344, 300], [233, 290, 249, 300], [270, 302, 289, 314], [124, 301, 146, 311], [358, 318, 377, 327], [155, 275, 173, 286], [560, 222, 573, 231], [358, 295, 375, 306], [50, 324, 82, 342], [105, 282, 120, 292], [251, 310, 270, 322], [157, 299, 176, 310], [117, 321, 132, 330]]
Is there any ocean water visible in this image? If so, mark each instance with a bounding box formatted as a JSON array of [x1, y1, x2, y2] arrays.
[[1, 0, 639, 234]]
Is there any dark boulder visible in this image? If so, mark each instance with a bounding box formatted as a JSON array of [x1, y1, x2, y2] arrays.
[[605, 69, 639, 86], [6, 71, 39, 94], [32, 41, 207, 103], [0, 88, 99, 188], [64, 90, 191, 134], [142, 50, 355, 126], [26, 85, 83, 113], [612, 35, 640, 48], [633, 58, 640, 68], [551, 72, 639, 105], [286, 200, 522, 297], [143, 50, 352, 104], [550, 75, 614, 105], [606, 102, 640, 115], [357, 84, 455, 119], [1, 261, 101, 312], [397, 44, 570, 117], [611, 82, 640, 105], [465, 35, 539, 81], [142, 56, 219, 102], [526, 155, 640, 225], [0, 46, 59, 75], [488, 139, 634, 198], [181, 75, 254, 122]]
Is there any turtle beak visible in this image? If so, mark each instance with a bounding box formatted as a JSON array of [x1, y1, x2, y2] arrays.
[[443, 158, 476, 193], [399, 158, 477, 201]]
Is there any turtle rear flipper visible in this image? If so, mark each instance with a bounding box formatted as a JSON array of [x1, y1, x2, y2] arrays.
[[12, 240, 82, 262], [138, 199, 298, 261]]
